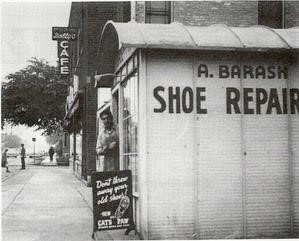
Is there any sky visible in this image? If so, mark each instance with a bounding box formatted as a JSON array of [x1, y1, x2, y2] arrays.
[[1, 1, 71, 152]]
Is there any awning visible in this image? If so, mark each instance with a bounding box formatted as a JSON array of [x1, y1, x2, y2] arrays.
[[97, 21, 299, 75], [94, 74, 115, 88], [64, 90, 83, 120], [100, 21, 299, 51]]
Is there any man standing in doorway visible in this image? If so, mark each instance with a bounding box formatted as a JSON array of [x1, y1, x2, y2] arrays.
[[96, 109, 119, 171], [20, 144, 26, 170]]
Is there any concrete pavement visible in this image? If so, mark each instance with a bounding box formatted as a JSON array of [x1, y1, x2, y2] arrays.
[[2, 165, 140, 241]]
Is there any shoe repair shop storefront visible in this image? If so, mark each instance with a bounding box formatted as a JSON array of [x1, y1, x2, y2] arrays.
[[95, 21, 299, 239]]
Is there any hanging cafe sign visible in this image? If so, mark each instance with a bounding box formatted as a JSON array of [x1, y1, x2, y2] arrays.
[[52, 27, 77, 75]]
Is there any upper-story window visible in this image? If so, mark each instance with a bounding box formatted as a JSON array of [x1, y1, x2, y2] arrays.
[[145, 1, 171, 24], [258, 1, 283, 28]]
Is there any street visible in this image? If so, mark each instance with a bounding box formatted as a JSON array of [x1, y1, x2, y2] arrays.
[[2, 158, 139, 241]]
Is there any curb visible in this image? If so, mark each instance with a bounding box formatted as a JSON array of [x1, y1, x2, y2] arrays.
[[1, 167, 22, 182]]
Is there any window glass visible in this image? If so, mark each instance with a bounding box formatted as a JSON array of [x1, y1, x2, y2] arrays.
[[64, 133, 68, 147], [122, 71, 138, 192], [128, 58, 134, 75], [75, 130, 82, 162], [147, 15, 169, 24], [145, 1, 171, 24], [97, 88, 111, 110], [70, 133, 74, 157], [258, 1, 283, 28]]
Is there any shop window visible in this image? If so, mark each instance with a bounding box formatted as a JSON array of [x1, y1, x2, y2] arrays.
[[145, 1, 171, 24], [258, 1, 283, 28], [112, 91, 119, 125], [64, 133, 68, 147], [122, 71, 138, 192], [76, 130, 82, 162]]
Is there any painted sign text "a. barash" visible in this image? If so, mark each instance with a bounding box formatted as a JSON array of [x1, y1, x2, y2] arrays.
[[153, 64, 298, 114]]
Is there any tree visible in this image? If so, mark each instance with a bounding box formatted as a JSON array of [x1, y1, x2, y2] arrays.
[[1, 58, 68, 135], [1, 133, 22, 149], [45, 128, 63, 145]]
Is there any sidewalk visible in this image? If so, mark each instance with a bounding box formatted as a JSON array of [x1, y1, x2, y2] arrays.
[[2, 165, 140, 241], [1, 165, 21, 181], [74, 175, 140, 240]]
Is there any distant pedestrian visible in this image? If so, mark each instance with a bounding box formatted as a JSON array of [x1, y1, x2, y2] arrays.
[[2, 149, 10, 173], [20, 144, 26, 170], [49, 146, 55, 162]]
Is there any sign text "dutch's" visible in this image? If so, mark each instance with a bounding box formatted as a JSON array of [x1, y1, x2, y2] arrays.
[[52, 27, 77, 41]]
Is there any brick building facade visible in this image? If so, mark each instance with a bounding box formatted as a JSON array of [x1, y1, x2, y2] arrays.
[[134, 1, 299, 27], [65, 2, 130, 182]]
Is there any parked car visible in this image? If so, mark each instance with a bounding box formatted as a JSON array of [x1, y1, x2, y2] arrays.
[[7, 153, 18, 158]]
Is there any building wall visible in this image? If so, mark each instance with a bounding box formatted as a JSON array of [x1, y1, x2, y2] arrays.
[[84, 84, 97, 177], [290, 52, 299, 236], [86, 2, 130, 75], [134, 1, 299, 28], [285, 1, 299, 27], [138, 51, 149, 239], [143, 49, 299, 239], [173, 1, 258, 26], [68, 2, 130, 180], [135, 1, 145, 23], [146, 51, 195, 239], [62, 132, 70, 160], [135, 1, 258, 26]]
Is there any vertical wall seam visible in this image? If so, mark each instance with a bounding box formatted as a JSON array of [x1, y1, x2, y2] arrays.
[[240, 62, 247, 239], [142, 50, 150, 240], [287, 65, 295, 237], [192, 52, 200, 239]]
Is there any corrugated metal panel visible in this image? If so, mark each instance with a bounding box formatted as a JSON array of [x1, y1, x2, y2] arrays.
[[289, 59, 299, 237], [274, 28, 299, 49], [109, 22, 145, 48], [136, 23, 195, 49], [146, 55, 195, 239], [194, 60, 243, 239], [143, 52, 298, 239], [101, 21, 299, 51], [244, 116, 290, 238], [292, 115, 299, 237], [196, 115, 243, 239], [232, 26, 290, 49], [242, 64, 291, 238], [186, 24, 244, 49]]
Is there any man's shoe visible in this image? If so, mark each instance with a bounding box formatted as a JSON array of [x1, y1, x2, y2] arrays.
[[6, 170, 10, 173]]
